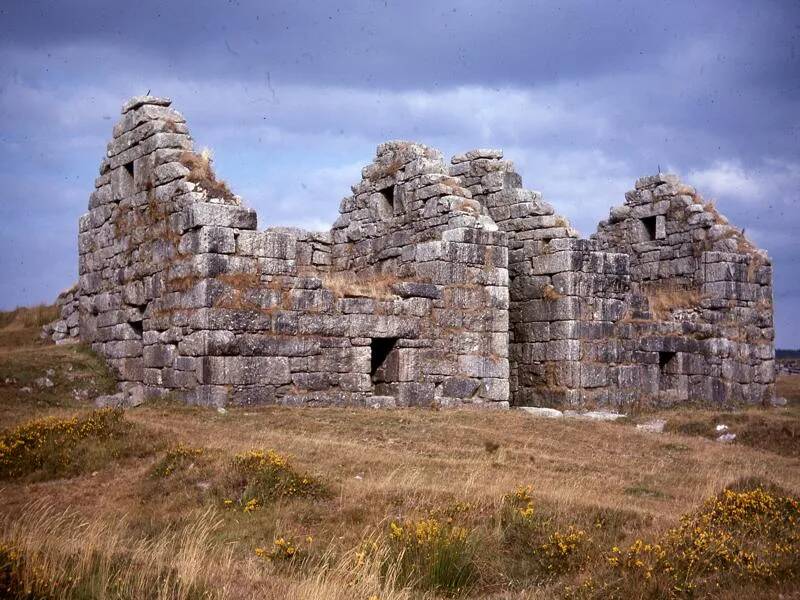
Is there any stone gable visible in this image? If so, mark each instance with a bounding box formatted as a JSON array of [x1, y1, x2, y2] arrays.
[[43, 96, 774, 409]]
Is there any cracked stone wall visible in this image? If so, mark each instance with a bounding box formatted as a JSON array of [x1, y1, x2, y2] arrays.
[[449, 152, 633, 407], [589, 175, 775, 407], [447, 152, 774, 409], [45, 95, 774, 409], [50, 96, 509, 408]]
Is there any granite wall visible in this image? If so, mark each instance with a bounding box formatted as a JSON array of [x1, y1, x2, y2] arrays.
[[45, 95, 774, 409]]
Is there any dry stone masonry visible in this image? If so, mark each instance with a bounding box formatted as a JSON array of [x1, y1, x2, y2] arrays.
[[44, 96, 775, 409]]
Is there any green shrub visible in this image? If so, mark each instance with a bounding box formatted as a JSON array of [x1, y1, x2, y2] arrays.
[[500, 485, 591, 580], [387, 518, 477, 595]]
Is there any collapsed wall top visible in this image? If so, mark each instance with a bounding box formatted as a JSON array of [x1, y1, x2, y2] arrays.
[[43, 95, 774, 410], [51, 97, 511, 408]]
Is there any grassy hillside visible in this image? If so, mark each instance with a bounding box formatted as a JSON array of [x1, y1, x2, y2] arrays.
[[1, 309, 799, 599]]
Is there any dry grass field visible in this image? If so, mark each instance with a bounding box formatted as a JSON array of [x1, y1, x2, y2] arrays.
[[0, 306, 798, 599]]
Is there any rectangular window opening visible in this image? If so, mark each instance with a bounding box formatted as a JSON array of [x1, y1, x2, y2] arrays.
[[659, 351, 676, 371], [129, 319, 144, 338], [641, 216, 657, 241], [123, 161, 135, 178], [370, 337, 398, 383], [379, 185, 395, 208]]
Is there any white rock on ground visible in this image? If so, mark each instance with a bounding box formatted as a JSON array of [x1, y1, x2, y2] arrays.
[[636, 419, 666, 433], [520, 408, 627, 421], [519, 407, 564, 418], [368, 395, 396, 408], [34, 377, 54, 389], [717, 432, 737, 443], [563, 410, 627, 421]]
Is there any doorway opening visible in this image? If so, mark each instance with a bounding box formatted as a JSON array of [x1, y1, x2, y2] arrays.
[[658, 351, 677, 390], [371, 337, 398, 380]]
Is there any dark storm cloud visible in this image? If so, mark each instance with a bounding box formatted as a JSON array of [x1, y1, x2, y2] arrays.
[[0, 0, 798, 344]]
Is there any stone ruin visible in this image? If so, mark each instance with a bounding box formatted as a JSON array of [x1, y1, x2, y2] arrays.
[[44, 96, 776, 409]]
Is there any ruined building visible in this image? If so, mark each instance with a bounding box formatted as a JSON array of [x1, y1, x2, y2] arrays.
[[44, 96, 776, 409]]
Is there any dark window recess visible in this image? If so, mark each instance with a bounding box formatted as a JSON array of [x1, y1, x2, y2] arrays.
[[370, 337, 398, 381], [129, 320, 144, 337], [379, 185, 395, 209], [123, 161, 135, 179], [641, 216, 657, 241], [659, 351, 676, 372]]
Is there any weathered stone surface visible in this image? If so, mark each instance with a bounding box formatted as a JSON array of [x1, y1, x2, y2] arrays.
[[43, 95, 773, 412], [187, 203, 257, 230], [564, 410, 627, 421], [121, 95, 172, 113], [392, 282, 442, 299], [440, 377, 480, 398], [200, 356, 291, 385]]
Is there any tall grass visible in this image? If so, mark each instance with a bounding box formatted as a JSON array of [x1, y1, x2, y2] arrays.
[[0, 304, 59, 330], [0, 503, 232, 600], [179, 149, 237, 204]]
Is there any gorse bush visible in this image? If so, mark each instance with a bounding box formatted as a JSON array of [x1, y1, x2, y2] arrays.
[[151, 444, 205, 478], [500, 485, 592, 580], [386, 518, 477, 595], [502, 484, 536, 526], [0, 408, 150, 480], [580, 484, 800, 598], [227, 449, 326, 511], [538, 526, 590, 576], [0, 543, 26, 599], [255, 534, 313, 563]]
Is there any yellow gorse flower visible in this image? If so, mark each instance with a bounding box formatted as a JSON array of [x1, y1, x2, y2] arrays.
[[230, 448, 324, 511], [502, 484, 536, 521], [0, 408, 126, 479], [607, 486, 799, 590], [254, 534, 309, 561]]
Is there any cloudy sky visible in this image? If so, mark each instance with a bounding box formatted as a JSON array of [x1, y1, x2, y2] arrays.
[[1, 0, 798, 345]]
